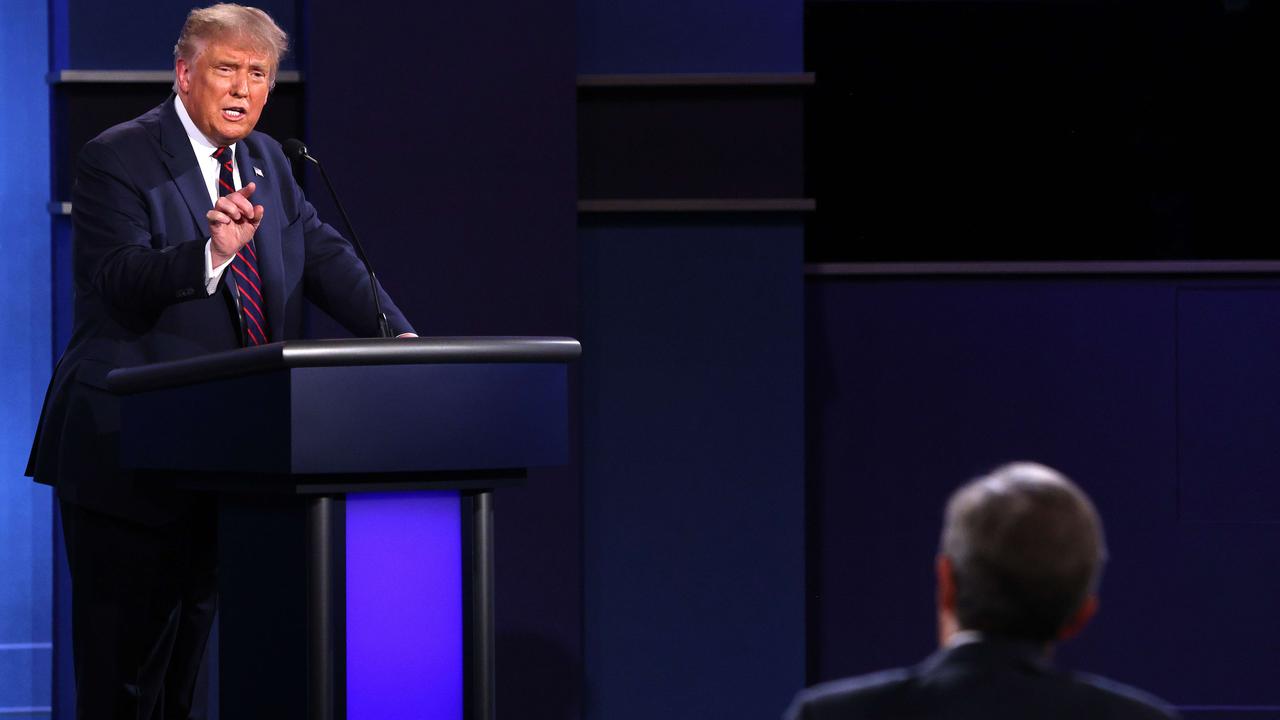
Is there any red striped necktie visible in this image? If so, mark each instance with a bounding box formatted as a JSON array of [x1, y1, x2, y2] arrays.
[[214, 146, 268, 345]]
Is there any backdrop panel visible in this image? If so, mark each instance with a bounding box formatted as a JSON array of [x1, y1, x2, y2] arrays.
[[807, 276, 1280, 714]]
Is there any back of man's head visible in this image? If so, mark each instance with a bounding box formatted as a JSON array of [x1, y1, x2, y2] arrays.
[[940, 462, 1106, 644]]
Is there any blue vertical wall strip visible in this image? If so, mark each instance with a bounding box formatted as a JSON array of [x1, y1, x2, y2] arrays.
[[577, 0, 807, 715], [0, 0, 54, 716], [582, 220, 806, 719], [48, 0, 74, 716]]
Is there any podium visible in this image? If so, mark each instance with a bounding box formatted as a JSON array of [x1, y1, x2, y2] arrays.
[[107, 337, 580, 720]]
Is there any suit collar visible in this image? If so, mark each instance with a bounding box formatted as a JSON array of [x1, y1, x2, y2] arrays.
[[146, 94, 186, 159], [920, 637, 1053, 677], [154, 96, 220, 236]]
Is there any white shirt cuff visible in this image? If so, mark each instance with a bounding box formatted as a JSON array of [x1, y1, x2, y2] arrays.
[[204, 239, 234, 295]]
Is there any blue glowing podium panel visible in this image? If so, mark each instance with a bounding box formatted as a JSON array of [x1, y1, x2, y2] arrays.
[[108, 337, 579, 720], [347, 491, 463, 720]]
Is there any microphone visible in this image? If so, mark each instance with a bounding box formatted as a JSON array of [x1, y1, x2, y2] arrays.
[[282, 138, 392, 338]]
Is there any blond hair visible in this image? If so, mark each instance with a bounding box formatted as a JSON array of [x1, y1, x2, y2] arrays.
[[173, 4, 289, 90]]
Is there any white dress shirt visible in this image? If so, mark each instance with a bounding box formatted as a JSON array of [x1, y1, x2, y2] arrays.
[[946, 630, 985, 649]]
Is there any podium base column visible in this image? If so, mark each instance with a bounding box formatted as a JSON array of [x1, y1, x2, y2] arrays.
[[464, 489, 496, 720]]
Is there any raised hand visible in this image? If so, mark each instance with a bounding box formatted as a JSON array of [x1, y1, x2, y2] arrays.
[[208, 182, 265, 265]]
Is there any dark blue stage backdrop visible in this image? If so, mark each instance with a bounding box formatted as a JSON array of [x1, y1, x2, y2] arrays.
[[577, 1, 807, 719], [38, 1, 1280, 720]]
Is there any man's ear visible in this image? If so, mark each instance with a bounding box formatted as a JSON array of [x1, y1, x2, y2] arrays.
[[935, 554, 961, 646], [1057, 594, 1098, 642], [936, 554, 956, 612], [175, 58, 191, 94]]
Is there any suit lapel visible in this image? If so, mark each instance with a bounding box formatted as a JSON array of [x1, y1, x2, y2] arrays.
[[237, 140, 285, 341], [155, 97, 217, 236]]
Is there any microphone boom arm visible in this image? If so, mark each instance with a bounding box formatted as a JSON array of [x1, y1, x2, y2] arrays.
[[286, 139, 393, 339]]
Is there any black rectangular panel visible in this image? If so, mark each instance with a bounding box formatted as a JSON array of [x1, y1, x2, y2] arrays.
[[579, 85, 805, 199], [805, 0, 1275, 261]]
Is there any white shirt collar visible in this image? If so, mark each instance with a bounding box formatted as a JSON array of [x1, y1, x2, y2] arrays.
[[174, 95, 244, 205], [174, 93, 234, 159], [945, 630, 985, 649]]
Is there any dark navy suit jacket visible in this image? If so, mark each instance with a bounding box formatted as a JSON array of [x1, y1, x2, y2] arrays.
[[786, 639, 1178, 720], [27, 96, 413, 524]]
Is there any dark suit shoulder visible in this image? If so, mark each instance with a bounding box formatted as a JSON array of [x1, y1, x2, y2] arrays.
[[76, 104, 167, 186], [1070, 671, 1180, 719], [247, 128, 284, 153], [89, 102, 164, 149], [785, 668, 917, 720], [784, 645, 1180, 720]]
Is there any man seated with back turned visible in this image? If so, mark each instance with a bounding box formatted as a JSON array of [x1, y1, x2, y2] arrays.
[[786, 462, 1177, 720]]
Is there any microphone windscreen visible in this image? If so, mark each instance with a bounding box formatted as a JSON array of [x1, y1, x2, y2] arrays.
[[282, 138, 308, 160]]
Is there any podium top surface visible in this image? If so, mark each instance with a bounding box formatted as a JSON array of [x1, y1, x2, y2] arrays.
[[108, 336, 581, 394]]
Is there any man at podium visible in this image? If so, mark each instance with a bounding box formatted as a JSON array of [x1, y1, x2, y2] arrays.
[[25, 4, 414, 718]]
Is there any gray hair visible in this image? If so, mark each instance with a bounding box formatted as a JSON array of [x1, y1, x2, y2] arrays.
[[173, 4, 289, 91], [940, 462, 1106, 643]]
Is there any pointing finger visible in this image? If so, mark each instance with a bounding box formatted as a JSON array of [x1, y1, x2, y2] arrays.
[[226, 191, 255, 218], [237, 182, 257, 200]]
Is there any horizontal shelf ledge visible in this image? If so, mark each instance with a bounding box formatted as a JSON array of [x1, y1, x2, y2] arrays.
[[50, 69, 303, 84], [578, 73, 814, 88], [806, 260, 1280, 276], [579, 198, 815, 213]]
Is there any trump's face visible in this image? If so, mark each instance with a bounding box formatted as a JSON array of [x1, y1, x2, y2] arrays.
[[176, 40, 273, 146]]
